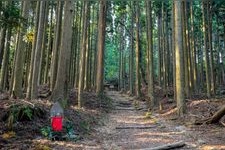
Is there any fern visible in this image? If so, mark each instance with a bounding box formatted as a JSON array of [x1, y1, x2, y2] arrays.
[[21, 106, 33, 120]]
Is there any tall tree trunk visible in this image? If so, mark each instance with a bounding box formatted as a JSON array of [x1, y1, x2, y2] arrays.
[[119, 21, 125, 91], [157, 14, 162, 87], [0, 27, 6, 70], [84, 3, 90, 91], [12, 1, 30, 98], [96, 0, 107, 96], [31, 1, 46, 99], [89, 4, 95, 88], [182, 2, 190, 98], [92, 4, 99, 89], [74, 2, 84, 88], [174, 1, 185, 116], [146, 1, 155, 108], [44, 3, 54, 85], [207, 1, 215, 95], [172, 2, 176, 101], [50, 2, 63, 91], [129, 1, 134, 95], [9, 33, 19, 94], [184, 2, 193, 97], [202, 1, 211, 98], [38, 2, 49, 85], [70, 3, 79, 87], [190, 2, 197, 93], [161, 2, 167, 97], [26, 2, 40, 99], [134, 1, 141, 97], [0, 28, 11, 91], [78, 1, 89, 108], [51, 1, 74, 102]]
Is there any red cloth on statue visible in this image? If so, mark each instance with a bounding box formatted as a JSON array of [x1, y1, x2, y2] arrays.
[[51, 116, 63, 131]]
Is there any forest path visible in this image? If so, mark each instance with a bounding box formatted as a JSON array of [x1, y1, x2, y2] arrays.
[[86, 91, 198, 150]]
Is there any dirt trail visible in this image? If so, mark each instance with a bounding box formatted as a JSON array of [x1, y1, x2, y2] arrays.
[[33, 91, 223, 150], [86, 91, 197, 150]]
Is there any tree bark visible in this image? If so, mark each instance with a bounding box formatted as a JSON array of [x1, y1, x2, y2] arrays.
[[207, 1, 215, 95], [174, 1, 186, 116], [50, 1, 63, 91], [84, 3, 91, 91], [44, 3, 54, 85], [129, 1, 134, 95], [134, 1, 141, 97], [12, 1, 30, 98], [74, 2, 83, 88], [26, 2, 40, 99], [78, 1, 89, 108], [190, 2, 197, 93], [182, 2, 190, 98], [202, 1, 211, 98], [0, 27, 6, 70], [0, 28, 11, 91], [146, 1, 154, 108], [96, 0, 107, 96], [51, 1, 74, 102], [31, 1, 46, 99]]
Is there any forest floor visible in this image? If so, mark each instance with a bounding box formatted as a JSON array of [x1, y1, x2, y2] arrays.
[[0, 90, 225, 149], [83, 91, 225, 150]]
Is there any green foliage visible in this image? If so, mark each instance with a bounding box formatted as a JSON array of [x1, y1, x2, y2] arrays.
[[79, 121, 90, 134], [5, 104, 45, 130], [41, 121, 79, 141], [0, 2, 24, 28], [7, 105, 33, 129], [65, 121, 77, 139], [20, 106, 33, 120], [105, 38, 119, 80], [41, 126, 53, 139], [23, 29, 34, 43], [6, 105, 32, 129]]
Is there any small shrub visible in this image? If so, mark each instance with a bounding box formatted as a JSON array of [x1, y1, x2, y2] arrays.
[[41, 126, 53, 139]]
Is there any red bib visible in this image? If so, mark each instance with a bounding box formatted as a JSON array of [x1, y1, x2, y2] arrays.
[[51, 116, 63, 131]]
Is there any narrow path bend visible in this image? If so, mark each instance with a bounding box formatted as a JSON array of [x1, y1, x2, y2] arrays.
[[89, 91, 197, 150]]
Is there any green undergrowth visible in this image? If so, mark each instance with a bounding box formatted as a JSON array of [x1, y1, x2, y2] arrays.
[[2, 103, 46, 130], [41, 120, 80, 141]]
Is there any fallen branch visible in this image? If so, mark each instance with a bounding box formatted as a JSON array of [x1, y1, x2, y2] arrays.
[[220, 120, 225, 127], [116, 126, 156, 129], [21, 99, 35, 108], [115, 102, 132, 106], [143, 141, 185, 150], [206, 105, 225, 124], [39, 91, 51, 98]]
